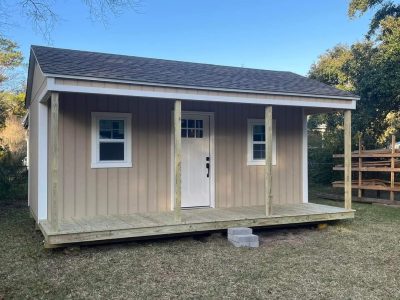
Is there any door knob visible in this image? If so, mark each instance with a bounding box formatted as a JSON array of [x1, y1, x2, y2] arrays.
[[206, 157, 210, 178]]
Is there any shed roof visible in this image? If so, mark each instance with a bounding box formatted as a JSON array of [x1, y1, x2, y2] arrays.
[[30, 45, 358, 100]]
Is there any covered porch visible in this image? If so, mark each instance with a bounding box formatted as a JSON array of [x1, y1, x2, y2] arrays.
[[38, 90, 355, 247], [40, 202, 353, 246]]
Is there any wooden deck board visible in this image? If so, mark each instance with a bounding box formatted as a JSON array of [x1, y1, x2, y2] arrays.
[[39, 203, 354, 246]]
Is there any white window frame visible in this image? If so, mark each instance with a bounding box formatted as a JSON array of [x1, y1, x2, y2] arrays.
[[91, 112, 132, 168], [247, 119, 277, 166]]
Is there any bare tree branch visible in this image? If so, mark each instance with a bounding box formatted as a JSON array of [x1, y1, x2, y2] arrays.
[[19, 0, 58, 43], [0, 0, 141, 41]]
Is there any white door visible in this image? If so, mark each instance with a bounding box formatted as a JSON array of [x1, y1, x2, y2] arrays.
[[181, 113, 211, 207]]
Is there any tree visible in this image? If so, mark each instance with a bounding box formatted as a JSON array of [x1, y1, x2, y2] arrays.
[[0, 38, 22, 85], [0, 0, 140, 40], [0, 38, 23, 130], [307, 1, 400, 185], [309, 45, 354, 91], [348, 0, 400, 37], [0, 36, 27, 201], [310, 2, 400, 145], [0, 37, 23, 128]]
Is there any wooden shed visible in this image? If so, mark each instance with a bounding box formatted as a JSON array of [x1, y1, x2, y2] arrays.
[[26, 46, 357, 247]]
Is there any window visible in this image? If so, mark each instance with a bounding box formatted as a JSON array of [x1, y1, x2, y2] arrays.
[[91, 112, 132, 168], [247, 119, 277, 166], [181, 119, 203, 138]]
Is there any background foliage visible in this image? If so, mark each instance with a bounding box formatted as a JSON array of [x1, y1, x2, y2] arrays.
[[0, 1, 139, 201], [308, 1, 400, 185], [0, 39, 27, 201]]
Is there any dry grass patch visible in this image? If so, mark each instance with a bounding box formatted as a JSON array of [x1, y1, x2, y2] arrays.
[[1, 192, 400, 299]]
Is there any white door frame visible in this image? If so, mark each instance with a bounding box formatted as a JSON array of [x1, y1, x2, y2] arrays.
[[170, 110, 215, 209]]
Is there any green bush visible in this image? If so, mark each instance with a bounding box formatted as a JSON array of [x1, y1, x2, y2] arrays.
[[308, 147, 342, 185], [0, 147, 28, 201], [308, 128, 344, 186]]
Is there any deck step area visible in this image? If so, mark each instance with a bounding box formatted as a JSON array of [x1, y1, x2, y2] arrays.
[[227, 227, 259, 248]]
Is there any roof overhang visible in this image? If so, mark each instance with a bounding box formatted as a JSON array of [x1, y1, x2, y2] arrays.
[[26, 51, 358, 111], [44, 73, 360, 102], [41, 76, 356, 110], [26, 45, 360, 109]]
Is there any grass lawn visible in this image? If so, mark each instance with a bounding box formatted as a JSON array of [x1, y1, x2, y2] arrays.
[[1, 189, 400, 299]]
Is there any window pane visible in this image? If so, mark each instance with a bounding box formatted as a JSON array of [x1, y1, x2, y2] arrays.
[[181, 119, 187, 128], [100, 142, 124, 161], [196, 129, 203, 138], [181, 129, 187, 137], [100, 129, 112, 139], [253, 125, 265, 142], [196, 120, 203, 129], [112, 120, 124, 139], [100, 120, 112, 130], [99, 120, 112, 138], [100, 120, 124, 139], [253, 143, 265, 160], [113, 128, 124, 139], [253, 124, 264, 134], [188, 120, 195, 128], [188, 128, 195, 138]]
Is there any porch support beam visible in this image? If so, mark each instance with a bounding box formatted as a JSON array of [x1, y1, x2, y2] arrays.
[[344, 110, 352, 210], [265, 105, 273, 216], [174, 100, 182, 222], [50, 92, 59, 231]]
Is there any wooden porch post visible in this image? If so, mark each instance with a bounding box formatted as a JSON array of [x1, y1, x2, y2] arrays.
[[344, 110, 352, 210], [265, 106, 273, 216], [50, 92, 59, 231], [174, 100, 182, 222]]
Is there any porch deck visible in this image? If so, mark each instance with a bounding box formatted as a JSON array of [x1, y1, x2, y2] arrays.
[[39, 203, 354, 246]]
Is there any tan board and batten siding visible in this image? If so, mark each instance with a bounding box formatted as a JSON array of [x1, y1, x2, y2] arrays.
[[27, 63, 46, 220], [54, 92, 303, 220]]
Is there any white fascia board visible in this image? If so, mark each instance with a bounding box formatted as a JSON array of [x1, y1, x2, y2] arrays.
[[46, 77, 357, 110], [38, 102, 48, 221]]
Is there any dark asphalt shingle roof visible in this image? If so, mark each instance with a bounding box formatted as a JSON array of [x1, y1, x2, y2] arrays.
[[31, 45, 358, 99]]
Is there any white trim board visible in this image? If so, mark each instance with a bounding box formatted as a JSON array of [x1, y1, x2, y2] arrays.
[[38, 101, 48, 221], [46, 78, 357, 110], [302, 109, 308, 203], [170, 111, 216, 210]]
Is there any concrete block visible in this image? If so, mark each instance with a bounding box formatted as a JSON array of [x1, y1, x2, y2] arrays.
[[229, 239, 259, 248], [227, 227, 259, 248], [227, 227, 252, 236], [228, 234, 258, 243]]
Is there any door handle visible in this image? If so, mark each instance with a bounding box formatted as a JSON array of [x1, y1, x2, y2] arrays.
[[206, 157, 210, 178]]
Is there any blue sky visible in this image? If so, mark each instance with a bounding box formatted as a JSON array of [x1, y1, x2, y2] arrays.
[[7, 0, 374, 76]]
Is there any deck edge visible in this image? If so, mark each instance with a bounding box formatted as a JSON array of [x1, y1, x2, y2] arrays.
[[42, 211, 354, 246]]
